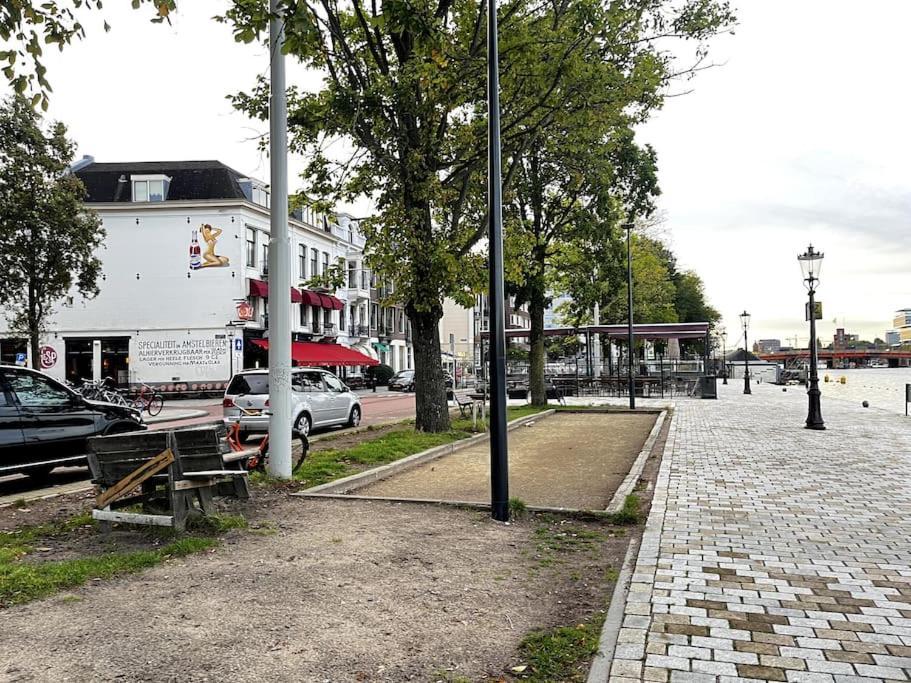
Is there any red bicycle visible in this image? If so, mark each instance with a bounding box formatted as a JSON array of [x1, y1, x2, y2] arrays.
[[131, 383, 165, 416]]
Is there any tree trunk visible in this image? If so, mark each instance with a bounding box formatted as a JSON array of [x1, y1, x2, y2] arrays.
[[528, 276, 547, 408], [407, 303, 451, 432]]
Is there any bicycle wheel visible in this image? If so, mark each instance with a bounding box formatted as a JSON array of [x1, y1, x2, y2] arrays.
[[147, 394, 164, 416]]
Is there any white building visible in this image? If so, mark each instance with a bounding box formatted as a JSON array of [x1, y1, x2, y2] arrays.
[[0, 159, 413, 391]]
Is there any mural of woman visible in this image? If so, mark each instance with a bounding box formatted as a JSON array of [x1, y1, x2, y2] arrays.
[[199, 224, 230, 267]]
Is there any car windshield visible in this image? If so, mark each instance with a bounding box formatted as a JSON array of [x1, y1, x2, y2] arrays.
[[226, 374, 269, 395], [394, 371, 413, 379]]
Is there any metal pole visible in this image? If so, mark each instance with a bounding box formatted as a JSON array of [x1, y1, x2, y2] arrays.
[[267, 1, 292, 478], [487, 0, 509, 522], [806, 286, 825, 429], [743, 319, 751, 395], [722, 336, 727, 384], [626, 224, 635, 408]]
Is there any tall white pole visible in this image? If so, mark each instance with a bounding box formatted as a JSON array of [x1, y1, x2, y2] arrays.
[[267, 1, 292, 478]]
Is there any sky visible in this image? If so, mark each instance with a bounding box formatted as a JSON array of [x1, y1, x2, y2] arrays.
[[35, 0, 911, 348]]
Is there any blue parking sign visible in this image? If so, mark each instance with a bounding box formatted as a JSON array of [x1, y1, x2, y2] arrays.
[[14, 353, 26, 366], [234, 338, 243, 352]]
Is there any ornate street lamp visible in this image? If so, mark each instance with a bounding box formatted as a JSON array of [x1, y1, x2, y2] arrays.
[[799, 244, 825, 430], [740, 311, 751, 395], [719, 326, 728, 385]]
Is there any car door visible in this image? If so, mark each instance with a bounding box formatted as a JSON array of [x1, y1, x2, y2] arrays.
[[298, 370, 333, 426], [321, 373, 351, 422], [6, 369, 98, 461], [0, 374, 26, 472]]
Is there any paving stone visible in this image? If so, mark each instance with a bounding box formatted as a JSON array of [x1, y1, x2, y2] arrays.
[[604, 388, 911, 682]]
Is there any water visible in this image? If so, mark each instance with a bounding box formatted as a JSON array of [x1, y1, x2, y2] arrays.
[[815, 367, 911, 416]]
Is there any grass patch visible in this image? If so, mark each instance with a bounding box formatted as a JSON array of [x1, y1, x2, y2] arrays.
[[515, 610, 606, 682], [0, 536, 217, 607], [600, 494, 640, 526], [186, 514, 248, 534], [0, 512, 95, 559], [508, 496, 528, 519]]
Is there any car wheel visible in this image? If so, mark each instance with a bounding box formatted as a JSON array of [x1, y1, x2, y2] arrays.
[[347, 405, 361, 428], [293, 412, 312, 437], [25, 466, 55, 481], [407, 383, 415, 392]]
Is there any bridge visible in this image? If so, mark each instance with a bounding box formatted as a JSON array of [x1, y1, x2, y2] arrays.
[[757, 348, 911, 367]]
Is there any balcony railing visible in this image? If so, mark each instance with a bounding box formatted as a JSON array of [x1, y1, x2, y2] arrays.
[[322, 322, 336, 336]]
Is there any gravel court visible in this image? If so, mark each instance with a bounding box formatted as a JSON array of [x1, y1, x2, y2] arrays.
[[356, 412, 658, 510]]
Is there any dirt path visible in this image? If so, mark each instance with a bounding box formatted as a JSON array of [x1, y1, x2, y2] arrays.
[[357, 413, 656, 510], [0, 495, 630, 682]]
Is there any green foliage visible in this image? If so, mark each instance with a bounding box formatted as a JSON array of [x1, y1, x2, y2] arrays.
[[508, 496, 528, 518], [226, 0, 734, 432], [0, 531, 216, 607], [368, 363, 395, 385], [0, 95, 105, 367], [0, 1, 176, 105], [517, 614, 605, 682]]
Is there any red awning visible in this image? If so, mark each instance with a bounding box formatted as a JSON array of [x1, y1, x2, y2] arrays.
[[248, 278, 269, 298], [298, 290, 344, 310], [248, 279, 306, 303], [300, 290, 322, 306], [251, 339, 378, 366]]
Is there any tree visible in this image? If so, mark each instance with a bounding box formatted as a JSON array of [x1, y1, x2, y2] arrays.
[[0, 95, 104, 367], [227, 0, 734, 430], [0, 1, 175, 106], [674, 270, 719, 324]]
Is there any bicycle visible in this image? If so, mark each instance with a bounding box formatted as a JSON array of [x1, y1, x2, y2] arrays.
[[131, 383, 165, 416]]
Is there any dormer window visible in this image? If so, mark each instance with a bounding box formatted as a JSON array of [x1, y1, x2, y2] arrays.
[[239, 178, 270, 208], [131, 174, 170, 202]]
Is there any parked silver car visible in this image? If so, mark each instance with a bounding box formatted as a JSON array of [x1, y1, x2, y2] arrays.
[[223, 368, 362, 440]]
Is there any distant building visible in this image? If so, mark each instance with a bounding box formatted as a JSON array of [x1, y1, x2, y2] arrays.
[[886, 330, 901, 346], [833, 328, 859, 349], [756, 339, 781, 353], [893, 309, 911, 345], [543, 293, 572, 328]]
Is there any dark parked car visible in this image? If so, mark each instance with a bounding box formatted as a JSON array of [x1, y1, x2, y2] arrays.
[[388, 369, 454, 392], [0, 365, 145, 479]]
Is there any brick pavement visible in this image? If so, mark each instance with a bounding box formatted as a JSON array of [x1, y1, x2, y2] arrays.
[[606, 383, 911, 683]]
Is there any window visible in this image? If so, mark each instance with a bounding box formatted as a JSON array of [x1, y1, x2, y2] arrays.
[[299, 245, 307, 279], [348, 261, 357, 288], [310, 248, 318, 276], [246, 228, 256, 268], [311, 306, 320, 333], [7, 372, 72, 407], [292, 371, 323, 393], [262, 243, 269, 271], [339, 306, 346, 331], [323, 374, 345, 393], [300, 304, 307, 327], [361, 269, 369, 290], [131, 175, 168, 202], [252, 185, 270, 208], [370, 304, 378, 330], [398, 309, 405, 332], [322, 252, 329, 275]]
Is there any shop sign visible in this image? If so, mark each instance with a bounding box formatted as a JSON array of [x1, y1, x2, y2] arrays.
[[236, 301, 254, 320], [39, 346, 58, 369]]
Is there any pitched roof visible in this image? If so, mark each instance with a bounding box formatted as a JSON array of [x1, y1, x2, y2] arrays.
[[74, 160, 253, 203]]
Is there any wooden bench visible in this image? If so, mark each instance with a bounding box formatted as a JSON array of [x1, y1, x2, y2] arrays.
[[87, 428, 250, 532]]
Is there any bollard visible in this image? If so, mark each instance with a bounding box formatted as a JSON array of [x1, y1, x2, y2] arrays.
[[862, 400, 869, 408], [824, 374, 830, 383], [840, 376, 846, 384]]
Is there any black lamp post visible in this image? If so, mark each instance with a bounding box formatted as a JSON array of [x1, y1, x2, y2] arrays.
[[625, 221, 635, 409], [720, 327, 728, 385], [799, 244, 825, 430], [740, 311, 751, 395]]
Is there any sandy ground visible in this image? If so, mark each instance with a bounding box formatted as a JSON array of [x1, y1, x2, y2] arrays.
[[0, 494, 630, 682], [357, 413, 657, 510]]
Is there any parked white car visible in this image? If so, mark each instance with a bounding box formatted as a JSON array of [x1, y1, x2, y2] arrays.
[[223, 368, 362, 440]]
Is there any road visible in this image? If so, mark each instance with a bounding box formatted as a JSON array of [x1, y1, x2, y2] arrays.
[[0, 390, 416, 506]]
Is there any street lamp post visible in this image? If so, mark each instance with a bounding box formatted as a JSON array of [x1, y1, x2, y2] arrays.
[[799, 244, 825, 430], [625, 221, 635, 409], [720, 327, 728, 385], [225, 323, 237, 379], [740, 311, 751, 395]]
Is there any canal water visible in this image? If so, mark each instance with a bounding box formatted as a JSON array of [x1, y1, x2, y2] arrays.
[[815, 367, 911, 417]]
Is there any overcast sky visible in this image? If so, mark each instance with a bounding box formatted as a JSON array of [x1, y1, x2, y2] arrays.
[[39, 0, 911, 347]]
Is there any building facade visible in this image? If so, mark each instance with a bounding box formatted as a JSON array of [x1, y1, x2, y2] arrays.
[[892, 309, 911, 345], [756, 339, 782, 353], [0, 159, 413, 390]]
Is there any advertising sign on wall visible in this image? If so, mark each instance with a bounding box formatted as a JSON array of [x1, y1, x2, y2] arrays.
[[131, 331, 229, 384]]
